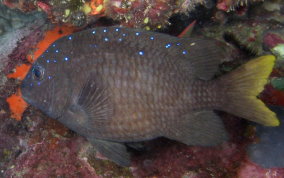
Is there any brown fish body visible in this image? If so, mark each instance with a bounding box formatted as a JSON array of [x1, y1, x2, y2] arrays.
[[21, 27, 279, 166]]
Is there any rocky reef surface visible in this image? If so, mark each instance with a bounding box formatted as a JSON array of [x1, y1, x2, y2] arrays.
[[0, 0, 284, 177]]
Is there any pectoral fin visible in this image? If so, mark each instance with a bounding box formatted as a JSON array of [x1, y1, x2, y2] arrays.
[[75, 73, 113, 126]]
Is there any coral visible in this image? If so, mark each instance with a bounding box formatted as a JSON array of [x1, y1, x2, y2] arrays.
[[104, 0, 177, 29], [2, 0, 216, 29], [217, 0, 263, 12], [2, 0, 38, 12], [263, 31, 284, 65], [48, 0, 92, 27]]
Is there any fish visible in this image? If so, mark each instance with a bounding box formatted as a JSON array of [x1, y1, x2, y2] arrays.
[[21, 26, 280, 166]]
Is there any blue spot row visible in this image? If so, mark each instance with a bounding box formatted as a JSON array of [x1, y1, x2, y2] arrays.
[[46, 57, 70, 63], [88, 28, 188, 55]]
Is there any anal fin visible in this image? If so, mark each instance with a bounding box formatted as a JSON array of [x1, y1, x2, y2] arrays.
[[165, 111, 228, 146]]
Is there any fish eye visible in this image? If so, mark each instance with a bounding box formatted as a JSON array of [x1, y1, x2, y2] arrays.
[[32, 65, 45, 81]]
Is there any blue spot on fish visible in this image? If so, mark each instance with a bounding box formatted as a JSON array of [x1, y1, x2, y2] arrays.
[[165, 43, 171, 48], [150, 36, 154, 40], [138, 51, 144, 55], [89, 44, 97, 48], [135, 32, 140, 36], [182, 50, 187, 55], [92, 30, 96, 34], [64, 57, 69, 61], [104, 37, 109, 42]]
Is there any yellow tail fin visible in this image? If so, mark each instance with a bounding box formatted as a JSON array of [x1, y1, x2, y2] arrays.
[[219, 55, 279, 126]]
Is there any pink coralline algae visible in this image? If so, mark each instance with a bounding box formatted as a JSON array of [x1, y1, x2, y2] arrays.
[[1, 113, 104, 178], [264, 32, 284, 49], [4, 137, 100, 178], [238, 159, 284, 178]]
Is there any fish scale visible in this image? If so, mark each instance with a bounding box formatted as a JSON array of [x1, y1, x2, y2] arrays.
[[21, 27, 279, 166]]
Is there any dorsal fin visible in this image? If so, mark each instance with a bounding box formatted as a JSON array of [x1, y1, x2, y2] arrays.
[[183, 38, 226, 80], [178, 20, 196, 38]]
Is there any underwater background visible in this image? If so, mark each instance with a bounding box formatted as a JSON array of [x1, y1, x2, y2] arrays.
[[0, 0, 284, 177]]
